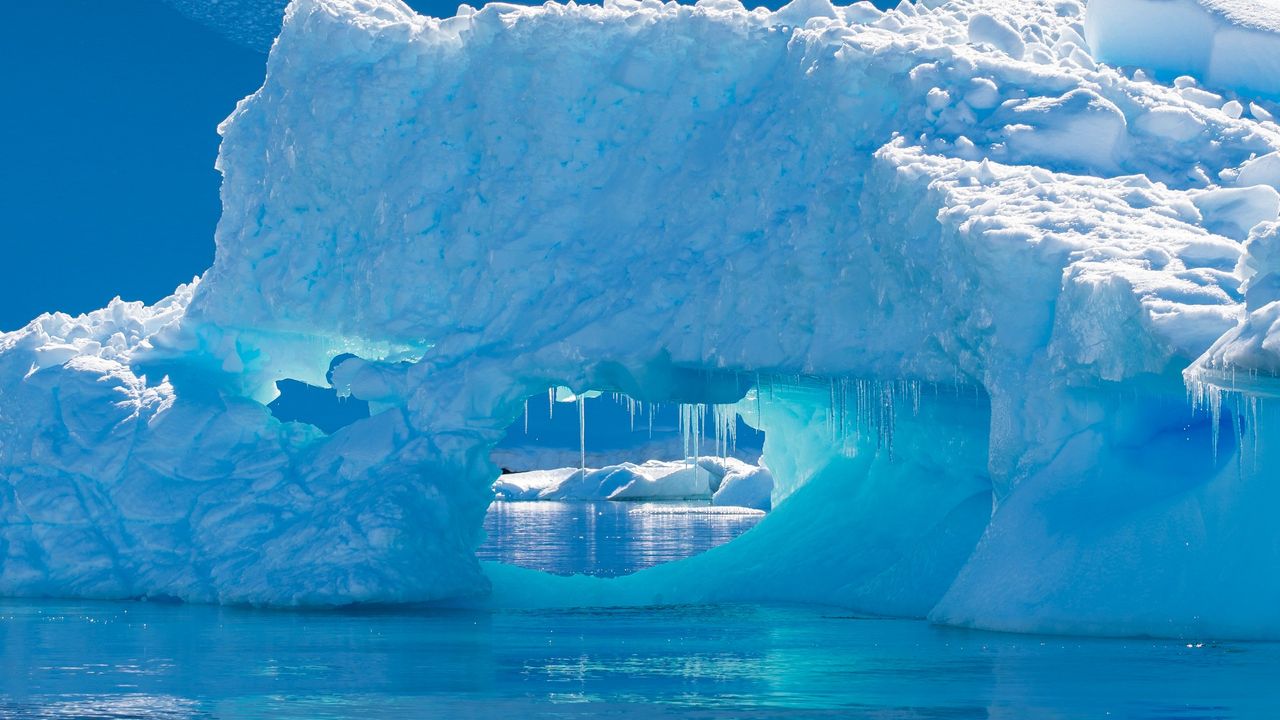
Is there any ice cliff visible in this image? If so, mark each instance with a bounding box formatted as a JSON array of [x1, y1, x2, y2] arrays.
[[4, 0, 1280, 638]]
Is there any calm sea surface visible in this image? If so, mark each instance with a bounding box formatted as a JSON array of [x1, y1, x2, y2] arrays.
[[1, 502, 1277, 718], [476, 500, 763, 576]]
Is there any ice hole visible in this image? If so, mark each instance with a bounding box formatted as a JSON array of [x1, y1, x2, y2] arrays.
[[266, 354, 371, 433]]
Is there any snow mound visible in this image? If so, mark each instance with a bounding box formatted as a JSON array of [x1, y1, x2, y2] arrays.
[[711, 465, 775, 511], [493, 457, 771, 506], [5, 0, 1280, 637], [491, 468, 578, 501]]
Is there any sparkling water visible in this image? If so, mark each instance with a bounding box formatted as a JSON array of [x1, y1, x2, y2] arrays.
[[2, 599, 1278, 718], [2, 503, 1278, 718], [477, 501, 764, 577]]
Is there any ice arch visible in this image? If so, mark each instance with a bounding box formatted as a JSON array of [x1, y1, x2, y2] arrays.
[[3, 0, 1280, 638]]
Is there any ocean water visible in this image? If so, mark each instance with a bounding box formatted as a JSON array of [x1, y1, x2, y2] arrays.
[[476, 501, 764, 576], [3, 599, 1279, 718], [1, 503, 1278, 718]]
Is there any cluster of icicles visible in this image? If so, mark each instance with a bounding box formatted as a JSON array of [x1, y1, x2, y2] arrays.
[[1185, 367, 1269, 471], [513, 375, 963, 476]]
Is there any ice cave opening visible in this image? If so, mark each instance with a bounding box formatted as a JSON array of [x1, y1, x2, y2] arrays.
[[267, 354, 372, 434], [478, 386, 770, 577], [475, 374, 999, 616]]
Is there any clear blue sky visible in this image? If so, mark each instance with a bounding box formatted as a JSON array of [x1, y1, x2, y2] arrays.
[[1, 0, 889, 332], [0, 0, 459, 331], [1, 1, 264, 330]]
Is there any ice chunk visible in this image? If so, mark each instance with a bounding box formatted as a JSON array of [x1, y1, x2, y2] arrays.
[[1238, 221, 1280, 310], [1086, 0, 1280, 99], [1236, 151, 1280, 190], [1192, 185, 1280, 239], [967, 13, 1025, 59], [491, 456, 773, 505], [492, 468, 577, 501], [1134, 106, 1204, 142], [963, 78, 1001, 111], [607, 461, 714, 501], [711, 466, 774, 511], [1002, 90, 1127, 173], [768, 0, 837, 26]]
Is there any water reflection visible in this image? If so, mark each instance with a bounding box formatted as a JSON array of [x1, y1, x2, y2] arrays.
[[477, 501, 764, 576], [0, 693, 207, 719], [2, 600, 1277, 718]]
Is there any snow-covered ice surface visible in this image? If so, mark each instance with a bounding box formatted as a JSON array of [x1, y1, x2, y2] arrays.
[[1086, 0, 1280, 99], [492, 457, 773, 509], [5, 0, 1280, 637]]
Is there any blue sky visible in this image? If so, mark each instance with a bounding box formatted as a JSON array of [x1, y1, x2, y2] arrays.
[[1, 1, 264, 330], [0, 0, 534, 330]]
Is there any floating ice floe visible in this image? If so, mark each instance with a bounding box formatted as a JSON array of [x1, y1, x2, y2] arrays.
[[492, 457, 773, 510]]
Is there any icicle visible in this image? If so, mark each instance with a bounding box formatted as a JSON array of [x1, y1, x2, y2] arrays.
[[727, 404, 735, 457], [523, 398, 528, 435], [711, 403, 737, 459], [1187, 374, 1224, 464], [713, 404, 722, 459], [828, 378, 836, 443], [680, 403, 689, 465], [747, 371, 757, 422], [694, 403, 704, 464], [712, 404, 720, 459], [1210, 386, 1222, 464], [1234, 395, 1244, 480], [722, 406, 729, 458], [677, 403, 710, 465], [548, 387, 555, 421], [1251, 395, 1261, 475], [578, 395, 586, 479]]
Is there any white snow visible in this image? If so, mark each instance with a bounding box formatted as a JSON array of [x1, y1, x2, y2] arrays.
[[493, 457, 772, 509], [1192, 185, 1280, 239], [1235, 151, 1280, 190], [491, 468, 577, 501], [4, 0, 1280, 637], [967, 12, 1025, 59], [710, 464, 774, 511]]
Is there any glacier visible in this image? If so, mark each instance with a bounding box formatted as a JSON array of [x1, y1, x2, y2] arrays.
[[4, 0, 1280, 638]]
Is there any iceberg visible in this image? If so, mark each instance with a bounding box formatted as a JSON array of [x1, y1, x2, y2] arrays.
[[493, 456, 773, 509], [4, 0, 1280, 638]]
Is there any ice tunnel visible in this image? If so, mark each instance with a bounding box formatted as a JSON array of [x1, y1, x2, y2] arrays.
[[4, 0, 1280, 639]]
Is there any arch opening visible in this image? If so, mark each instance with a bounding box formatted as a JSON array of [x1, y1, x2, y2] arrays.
[[477, 373, 999, 618], [477, 386, 770, 577]]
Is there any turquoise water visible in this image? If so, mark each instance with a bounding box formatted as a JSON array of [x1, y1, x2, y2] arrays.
[[477, 501, 764, 576], [2, 600, 1279, 718], [2, 503, 1278, 718]]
